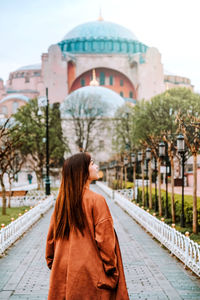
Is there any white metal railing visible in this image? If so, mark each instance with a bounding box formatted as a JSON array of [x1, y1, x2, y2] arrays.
[[0, 195, 46, 207], [0, 194, 54, 255], [0, 190, 55, 207], [96, 181, 200, 277]]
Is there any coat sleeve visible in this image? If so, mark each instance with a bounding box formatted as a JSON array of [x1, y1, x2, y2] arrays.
[[93, 195, 119, 277], [45, 214, 54, 270]]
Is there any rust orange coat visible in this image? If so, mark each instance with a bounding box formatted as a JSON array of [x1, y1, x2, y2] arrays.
[[45, 188, 129, 300]]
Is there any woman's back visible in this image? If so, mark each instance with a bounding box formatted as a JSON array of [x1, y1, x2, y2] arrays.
[[45, 153, 129, 300]]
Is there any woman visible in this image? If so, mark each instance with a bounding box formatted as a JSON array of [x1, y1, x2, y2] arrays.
[[45, 152, 129, 300]]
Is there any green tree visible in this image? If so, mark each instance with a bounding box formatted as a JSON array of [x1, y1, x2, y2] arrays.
[[49, 103, 68, 169], [132, 88, 200, 224], [112, 104, 135, 153], [12, 99, 68, 189], [176, 91, 200, 233]]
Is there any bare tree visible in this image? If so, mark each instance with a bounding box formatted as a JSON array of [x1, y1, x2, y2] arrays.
[[6, 150, 24, 208], [63, 92, 109, 152], [0, 119, 22, 214]]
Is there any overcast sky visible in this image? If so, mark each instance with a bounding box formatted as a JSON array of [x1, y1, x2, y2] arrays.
[[0, 0, 199, 91]]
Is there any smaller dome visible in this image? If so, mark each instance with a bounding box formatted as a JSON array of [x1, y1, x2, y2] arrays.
[[0, 94, 29, 104], [16, 64, 41, 71], [62, 86, 124, 117]]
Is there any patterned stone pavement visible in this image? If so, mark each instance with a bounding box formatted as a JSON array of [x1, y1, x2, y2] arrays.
[[0, 184, 200, 299]]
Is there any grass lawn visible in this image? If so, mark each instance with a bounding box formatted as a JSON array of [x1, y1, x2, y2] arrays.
[[0, 206, 30, 227]]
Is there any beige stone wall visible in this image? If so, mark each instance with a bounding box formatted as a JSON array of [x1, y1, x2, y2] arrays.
[[0, 99, 27, 116], [74, 54, 138, 88], [7, 75, 41, 92], [70, 48, 165, 101], [41, 45, 68, 103], [137, 47, 165, 100]]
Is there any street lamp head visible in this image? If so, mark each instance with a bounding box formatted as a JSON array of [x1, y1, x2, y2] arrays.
[[159, 141, 165, 157], [38, 108, 43, 116], [138, 151, 142, 162], [109, 161, 113, 169], [146, 148, 151, 160], [38, 96, 47, 107], [124, 156, 128, 165], [177, 134, 185, 153], [131, 153, 136, 163]]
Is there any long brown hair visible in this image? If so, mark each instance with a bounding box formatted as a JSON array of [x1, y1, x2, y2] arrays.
[[54, 152, 91, 240]]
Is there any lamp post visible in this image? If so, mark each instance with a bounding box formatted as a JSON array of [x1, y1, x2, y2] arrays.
[[137, 151, 142, 203], [38, 88, 51, 195], [177, 134, 185, 227], [153, 156, 158, 212], [159, 141, 169, 218], [145, 148, 151, 208], [123, 155, 128, 189], [131, 153, 136, 200]]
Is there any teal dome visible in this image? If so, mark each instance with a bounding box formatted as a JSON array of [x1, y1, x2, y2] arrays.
[[62, 86, 125, 117], [63, 20, 138, 41], [58, 20, 148, 54]]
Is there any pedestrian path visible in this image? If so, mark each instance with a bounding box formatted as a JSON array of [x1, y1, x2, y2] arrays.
[[155, 183, 200, 197], [0, 184, 200, 299]]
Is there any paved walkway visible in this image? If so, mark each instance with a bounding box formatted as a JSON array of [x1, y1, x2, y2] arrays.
[[156, 183, 200, 197], [0, 185, 200, 299]]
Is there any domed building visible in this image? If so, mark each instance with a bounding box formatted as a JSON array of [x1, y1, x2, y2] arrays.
[[0, 17, 193, 117], [40, 18, 165, 104], [0, 17, 194, 159]]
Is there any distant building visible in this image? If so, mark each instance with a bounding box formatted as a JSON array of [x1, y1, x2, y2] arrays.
[[164, 70, 193, 91]]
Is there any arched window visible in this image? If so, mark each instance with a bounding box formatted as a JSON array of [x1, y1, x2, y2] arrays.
[[129, 91, 133, 98], [100, 72, 105, 85], [2, 105, 8, 115], [113, 42, 120, 52], [13, 101, 19, 114], [25, 73, 30, 83], [109, 75, 114, 85], [93, 41, 98, 51], [80, 78, 85, 87], [121, 42, 127, 52], [128, 43, 134, 53], [71, 43, 75, 51], [85, 41, 91, 51], [100, 41, 104, 51]]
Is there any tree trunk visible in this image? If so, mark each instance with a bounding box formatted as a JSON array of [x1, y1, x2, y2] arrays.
[[170, 157, 175, 223], [158, 158, 162, 216], [149, 160, 152, 209], [142, 162, 145, 206], [116, 167, 120, 189], [193, 153, 198, 233], [8, 176, 12, 208], [35, 171, 43, 190], [133, 164, 136, 200], [0, 176, 6, 215], [124, 166, 127, 189], [120, 166, 123, 189]]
